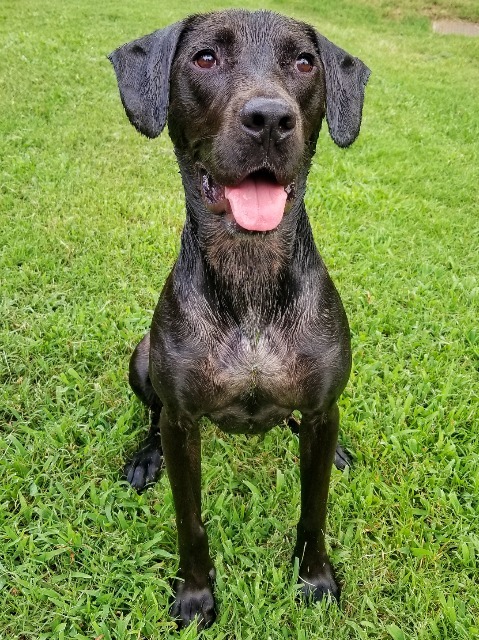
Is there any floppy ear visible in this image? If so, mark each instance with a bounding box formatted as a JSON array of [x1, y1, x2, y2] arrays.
[[108, 21, 185, 138], [315, 32, 371, 148]]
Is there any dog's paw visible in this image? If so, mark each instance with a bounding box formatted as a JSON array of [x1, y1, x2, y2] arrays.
[[170, 578, 216, 630], [297, 558, 340, 604], [334, 443, 352, 471], [293, 544, 341, 603], [124, 441, 164, 492]]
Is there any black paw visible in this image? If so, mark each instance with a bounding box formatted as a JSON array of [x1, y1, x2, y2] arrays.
[[334, 443, 352, 471], [124, 438, 164, 492], [170, 576, 216, 630], [298, 562, 340, 603]]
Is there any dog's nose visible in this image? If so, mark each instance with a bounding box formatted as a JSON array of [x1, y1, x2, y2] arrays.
[[240, 97, 296, 145]]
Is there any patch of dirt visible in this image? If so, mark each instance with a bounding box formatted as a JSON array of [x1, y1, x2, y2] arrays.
[[432, 18, 479, 35]]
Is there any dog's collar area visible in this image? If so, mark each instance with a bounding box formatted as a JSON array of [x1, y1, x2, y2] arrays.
[[200, 168, 295, 232]]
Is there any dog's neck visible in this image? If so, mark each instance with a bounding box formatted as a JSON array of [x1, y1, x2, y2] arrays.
[[174, 168, 318, 325], [202, 226, 294, 324]]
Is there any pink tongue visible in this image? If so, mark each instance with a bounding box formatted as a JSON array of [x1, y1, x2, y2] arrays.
[[225, 177, 287, 231]]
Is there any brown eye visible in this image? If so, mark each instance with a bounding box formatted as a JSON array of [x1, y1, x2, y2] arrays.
[[194, 50, 218, 69], [296, 54, 314, 73]]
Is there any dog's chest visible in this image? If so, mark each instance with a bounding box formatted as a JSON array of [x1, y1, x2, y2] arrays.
[[202, 325, 299, 432], [215, 327, 293, 392]]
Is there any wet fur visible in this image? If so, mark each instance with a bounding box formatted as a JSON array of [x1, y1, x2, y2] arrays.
[[110, 9, 369, 631]]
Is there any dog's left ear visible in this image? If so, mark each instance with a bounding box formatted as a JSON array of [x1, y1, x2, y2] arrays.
[[108, 21, 185, 138], [315, 32, 371, 148]]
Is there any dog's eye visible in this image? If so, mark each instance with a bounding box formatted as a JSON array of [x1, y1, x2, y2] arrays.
[[194, 50, 218, 69], [296, 54, 314, 73]]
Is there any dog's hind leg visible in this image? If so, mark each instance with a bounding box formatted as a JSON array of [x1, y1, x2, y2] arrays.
[[286, 414, 352, 470], [125, 332, 164, 491]]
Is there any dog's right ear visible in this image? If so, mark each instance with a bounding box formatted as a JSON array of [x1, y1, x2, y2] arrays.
[[108, 21, 185, 139], [315, 32, 370, 148]]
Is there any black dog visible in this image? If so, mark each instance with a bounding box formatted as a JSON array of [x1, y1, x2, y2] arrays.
[[109, 10, 369, 630]]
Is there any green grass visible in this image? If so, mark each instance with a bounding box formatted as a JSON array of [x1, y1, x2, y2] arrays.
[[1, 0, 478, 638]]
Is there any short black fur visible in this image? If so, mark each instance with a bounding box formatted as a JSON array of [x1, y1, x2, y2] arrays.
[[109, 10, 370, 631]]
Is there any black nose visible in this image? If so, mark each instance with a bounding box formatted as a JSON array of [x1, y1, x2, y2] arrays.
[[240, 97, 297, 146]]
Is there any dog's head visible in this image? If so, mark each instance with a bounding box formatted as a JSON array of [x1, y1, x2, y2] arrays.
[[109, 11, 370, 233]]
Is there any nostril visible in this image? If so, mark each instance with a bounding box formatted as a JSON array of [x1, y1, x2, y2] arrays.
[[240, 106, 266, 134], [251, 112, 265, 131], [279, 114, 296, 132]]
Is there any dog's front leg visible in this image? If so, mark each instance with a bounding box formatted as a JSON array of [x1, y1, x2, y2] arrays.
[[159, 410, 216, 630], [294, 403, 340, 602]]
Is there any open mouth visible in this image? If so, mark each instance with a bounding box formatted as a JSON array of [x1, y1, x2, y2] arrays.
[[200, 168, 295, 232]]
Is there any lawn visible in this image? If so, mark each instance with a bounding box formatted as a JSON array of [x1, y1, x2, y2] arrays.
[[1, 0, 478, 638]]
